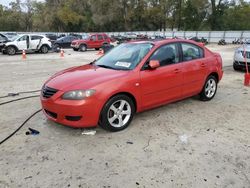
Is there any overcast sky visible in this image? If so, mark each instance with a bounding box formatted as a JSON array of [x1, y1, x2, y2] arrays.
[[0, 0, 249, 7], [0, 0, 44, 7]]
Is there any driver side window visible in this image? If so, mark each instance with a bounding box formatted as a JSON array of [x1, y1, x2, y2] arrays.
[[90, 35, 97, 41], [18, 35, 28, 41], [149, 43, 179, 67]]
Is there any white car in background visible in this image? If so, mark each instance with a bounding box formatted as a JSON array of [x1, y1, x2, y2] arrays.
[[2, 34, 52, 55], [233, 45, 250, 71]]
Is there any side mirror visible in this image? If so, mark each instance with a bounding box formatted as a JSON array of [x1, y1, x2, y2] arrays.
[[149, 60, 160, 69], [90, 38, 93, 41]]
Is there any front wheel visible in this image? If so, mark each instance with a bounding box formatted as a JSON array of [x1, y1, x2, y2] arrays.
[[80, 44, 87, 52], [99, 95, 135, 132], [7, 46, 16, 55], [200, 75, 217, 101], [233, 64, 241, 71]]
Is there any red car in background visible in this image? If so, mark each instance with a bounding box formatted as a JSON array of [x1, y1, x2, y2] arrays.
[[41, 39, 223, 132], [71, 33, 111, 52]]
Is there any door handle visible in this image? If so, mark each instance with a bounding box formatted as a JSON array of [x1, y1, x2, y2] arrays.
[[174, 69, 181, 73]]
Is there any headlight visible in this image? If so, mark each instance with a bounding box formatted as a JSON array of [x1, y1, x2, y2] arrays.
[[62, 90, 95, 100]]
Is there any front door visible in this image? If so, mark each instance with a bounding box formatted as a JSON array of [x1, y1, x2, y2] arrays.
[[140, 43, 183, 108], [16, 35, 29, 50]]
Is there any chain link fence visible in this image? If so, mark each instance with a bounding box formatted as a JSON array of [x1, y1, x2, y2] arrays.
[[1, 31, 250, 43]]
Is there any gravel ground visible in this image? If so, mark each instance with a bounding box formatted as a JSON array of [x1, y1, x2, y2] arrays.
[[0, 45, 250, 188]]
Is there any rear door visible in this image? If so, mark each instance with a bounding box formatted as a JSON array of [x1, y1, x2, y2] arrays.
[[30, 35, 43, 50], [180, 42, 207, 97], [97, 34, 104, 47], [140, 43, 183, 108]]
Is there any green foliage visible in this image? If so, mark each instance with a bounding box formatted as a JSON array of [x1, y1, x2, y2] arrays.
[[0, 0, 249, 32]]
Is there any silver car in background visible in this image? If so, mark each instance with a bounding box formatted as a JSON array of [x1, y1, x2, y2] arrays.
[[233, 45, 250, 71]]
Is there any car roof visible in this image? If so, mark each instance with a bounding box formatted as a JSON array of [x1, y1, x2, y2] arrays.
[[127, 39, 204, 47], [17, 34, 45, 37]]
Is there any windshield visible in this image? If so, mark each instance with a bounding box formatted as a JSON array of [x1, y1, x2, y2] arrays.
[[10, 35, 20, 41], [82, 34, 90, 39], [95, 43, 153, 70]]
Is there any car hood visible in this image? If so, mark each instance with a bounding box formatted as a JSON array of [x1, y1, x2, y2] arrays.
[[45, 64, 129, 91], [237, 45, 250, 51], [72, 39, 89, 43]]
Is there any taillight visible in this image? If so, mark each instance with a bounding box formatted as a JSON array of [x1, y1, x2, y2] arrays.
[[214, 53, 223, 69]]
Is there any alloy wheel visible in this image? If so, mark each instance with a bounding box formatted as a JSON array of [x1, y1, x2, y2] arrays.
[[107, 100, 131, 128], [205, 78, 216, 98]]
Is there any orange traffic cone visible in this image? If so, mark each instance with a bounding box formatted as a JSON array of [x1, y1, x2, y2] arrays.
[[96, 49, 104, 56], [60, 48, 64, 57], [22, 49, 26, 59], [244, 73, 250, 86]]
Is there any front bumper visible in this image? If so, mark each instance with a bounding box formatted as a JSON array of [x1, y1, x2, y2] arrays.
[[71, 44, 80, 49], [234, 61, 250, 70], [1, 45, 7, 54], [41, 90, 103, 128]]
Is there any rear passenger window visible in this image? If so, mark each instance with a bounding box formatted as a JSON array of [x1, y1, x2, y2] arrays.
[[150, 44, 179, 67], [104, 35, 108, 40], [31, 36, 43, 40], [97, 35, 103, 40], [181, 43, 204, 61]]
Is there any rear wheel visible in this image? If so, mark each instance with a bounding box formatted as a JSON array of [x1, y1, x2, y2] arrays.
[[40, 45, 49, 54], [200, 75, 217, 101], [99, 95, 135, 132], [7, 46, 16, 55]]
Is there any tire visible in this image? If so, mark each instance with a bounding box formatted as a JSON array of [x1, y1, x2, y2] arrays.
[[233, 64, 241, 71], [40, 45, 49, 54], [7, 46, 16, 55], [73, 48, 78, 51], [53, 44, 60, 52], [200, 75, 218, 101], [95, 48, 100, 50], [80, 44, 87, 52], [99, 94, 135, 132]]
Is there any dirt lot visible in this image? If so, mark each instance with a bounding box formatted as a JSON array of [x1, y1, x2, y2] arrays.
[[0, 45, 250, 188]]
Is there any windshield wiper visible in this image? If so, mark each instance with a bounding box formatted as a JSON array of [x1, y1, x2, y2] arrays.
[[97, 64, 115, 70], [89, 60, 96, 65]]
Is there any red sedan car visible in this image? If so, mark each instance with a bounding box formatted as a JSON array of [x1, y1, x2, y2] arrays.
[[41, 39, 223, 131]]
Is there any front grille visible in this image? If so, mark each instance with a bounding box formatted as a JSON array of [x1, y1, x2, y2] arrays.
[[65, 116, 82, 121], [237, 61, 250, 66], [45, 109, 57, 119], [42, 86, 58, 99]]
